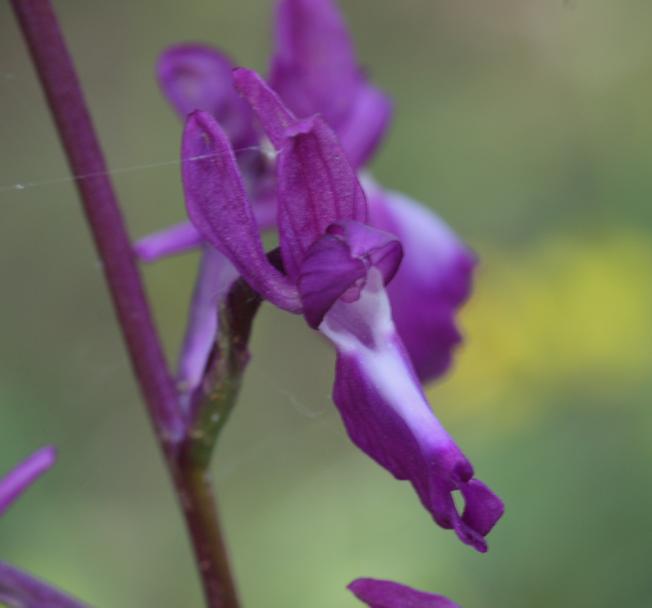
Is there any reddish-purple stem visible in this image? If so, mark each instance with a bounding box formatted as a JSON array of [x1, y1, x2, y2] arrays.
[[10, 1, 240, 606]]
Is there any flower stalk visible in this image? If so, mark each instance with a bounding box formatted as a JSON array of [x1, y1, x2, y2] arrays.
[[10, 1, 242, 606]]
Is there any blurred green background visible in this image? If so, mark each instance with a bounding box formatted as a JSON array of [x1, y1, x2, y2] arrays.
[[1, 1, 651, 606]]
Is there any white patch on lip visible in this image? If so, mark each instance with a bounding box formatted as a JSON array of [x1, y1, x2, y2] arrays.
[[320, 268, 450, 447]]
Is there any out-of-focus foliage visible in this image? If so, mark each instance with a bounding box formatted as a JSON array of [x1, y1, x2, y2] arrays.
[[0, 1, 651, 606]]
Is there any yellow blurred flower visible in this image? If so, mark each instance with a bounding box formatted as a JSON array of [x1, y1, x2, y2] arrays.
[[432, 230, 652, 431]]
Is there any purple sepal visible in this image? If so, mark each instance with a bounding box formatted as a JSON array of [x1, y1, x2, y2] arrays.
[[177, 247, 239, 397], [269, 0, 391, 167], [349, 578, 460, 608], [337, 83, 393, 168], [320, 271, 502, 552], [157, 44, 256, 149], [270, 0, 358, 126], [232, 67, 295, 151], [366, 180, 476, 383], [182, 110, 300, 312], [276, 114, 368, 279], [134, 221, 202, 262], [298, 220, 402, 329], [459, 479, 505, 539], [0, 446, 56, 517], [233, 69, 370, 279], [0, 561, 88, 608], [133, 199, 277, 264]]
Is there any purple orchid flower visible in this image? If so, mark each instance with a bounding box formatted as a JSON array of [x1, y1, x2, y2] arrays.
[[182, 69, 503, 551], [349, 578, 460, 608], [268, 0, 475, 384], [136, 0, 474, 388], [0, 446, 56, 517]]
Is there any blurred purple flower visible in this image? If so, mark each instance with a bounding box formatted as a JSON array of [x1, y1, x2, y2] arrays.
[[182, 71, 503, 550], [0, 446, 56, 517], [0, 448, 87, 606], [349, 578, 460, 608], [269, 0, 392, 169], [0, 562, 89, 608]]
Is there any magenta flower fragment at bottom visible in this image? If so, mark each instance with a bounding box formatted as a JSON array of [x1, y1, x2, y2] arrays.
[[349, 578, 460, 608], [320, 271, 503, 552], [0, 446, 56, 517], [298, 220, 403, 329]]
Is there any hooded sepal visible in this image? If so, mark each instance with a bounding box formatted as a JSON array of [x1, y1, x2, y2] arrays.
[[298, 220, 402, 329]]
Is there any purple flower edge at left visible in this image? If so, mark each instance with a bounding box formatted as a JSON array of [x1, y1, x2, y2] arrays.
[[0, 446, 56, 517], [0, 447, 89, 606], [0, 562, 89, 608]]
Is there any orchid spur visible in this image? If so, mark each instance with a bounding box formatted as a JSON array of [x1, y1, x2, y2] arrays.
[[182, 68, 503, 552]]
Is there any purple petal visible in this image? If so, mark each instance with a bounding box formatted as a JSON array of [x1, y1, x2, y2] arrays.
[[366, 180, 476, 383], [182, 110, 300, 312], [0, 561, 88, 608], [133, 199, 277, 264], [276, 115, 368, 279], [270, 0, 358, 127], [0, 446, 56, 516], [134, 221, 202, 262], [232, 67, 295, 151], [337, 83, 393, 168], [298, 220, 402, 328], [269, 0, 391, 167], [460, 479, 506, 539], [157, 44, 256, 149], [349, 578, 461, 608], [320, 270, 502, 551], [177, 247, 239, 398]]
